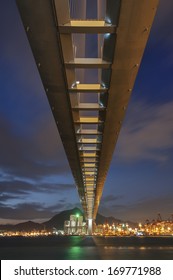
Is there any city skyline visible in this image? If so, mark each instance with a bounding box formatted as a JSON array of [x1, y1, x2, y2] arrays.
[[0, 0, 173, 225]]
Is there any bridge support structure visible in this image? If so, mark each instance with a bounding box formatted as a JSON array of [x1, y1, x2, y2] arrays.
[[16, 0, 159, 232], [87, 219, 93, 235]]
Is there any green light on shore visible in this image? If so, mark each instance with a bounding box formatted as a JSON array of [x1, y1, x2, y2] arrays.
[[76, 214, 79, 218]]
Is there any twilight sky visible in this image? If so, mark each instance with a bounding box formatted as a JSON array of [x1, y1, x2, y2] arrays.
[[0, 0, 173, 224]]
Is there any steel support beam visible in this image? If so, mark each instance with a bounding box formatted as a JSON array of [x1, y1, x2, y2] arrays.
[[16, 0, 159, 230]]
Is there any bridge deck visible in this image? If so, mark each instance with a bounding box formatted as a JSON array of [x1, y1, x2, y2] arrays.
[[16, 0, 159, 223]]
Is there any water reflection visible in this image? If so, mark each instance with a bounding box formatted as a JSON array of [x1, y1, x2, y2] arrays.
[[66, 247, 84, 259], [97, 246, 173, 260], [1, 236, 173, 260], [62, 246, 101, 260]]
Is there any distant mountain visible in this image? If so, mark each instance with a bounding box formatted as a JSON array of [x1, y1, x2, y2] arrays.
[[0, 221, 44, 232], [0, 207, 137, 231], [13, 221, 44, 231], [96, 212, 122, 225], [0, 224, 14, 231], [43, 207, 83, 230], [96, 213, 137, 228], [43, 208, 137, 230]]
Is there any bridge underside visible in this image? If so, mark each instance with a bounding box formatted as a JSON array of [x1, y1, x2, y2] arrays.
[[16, 0, 159, 226]]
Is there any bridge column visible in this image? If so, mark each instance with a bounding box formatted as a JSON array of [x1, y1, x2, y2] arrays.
[[87, 219, 93, 235]]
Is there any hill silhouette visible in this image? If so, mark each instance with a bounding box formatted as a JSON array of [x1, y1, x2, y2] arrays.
[[0, 207, 137, 231], [43, 207, 83, 229]]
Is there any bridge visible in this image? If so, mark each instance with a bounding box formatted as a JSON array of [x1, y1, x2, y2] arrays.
[[16, 0, 159, 234]]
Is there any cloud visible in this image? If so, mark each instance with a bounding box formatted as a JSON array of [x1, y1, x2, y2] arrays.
[[0, 202, 64, 220], [102, 194, 124, 203], [0, 115, 71, 180], [98, 204, 127, 219], [0, 180, 33, 195], [98, 195, 126, 218], [99, 194, 173, 222], [0, 180, 76, 199], [125, 194, 173, 222], [0, 200, 82, 221], [0, 194, 20, 202], [115, 101, 173, 162], [150, 0, 173, 47]]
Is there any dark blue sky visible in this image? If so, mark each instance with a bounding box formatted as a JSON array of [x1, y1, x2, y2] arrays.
[[0, 0, 173, 224]]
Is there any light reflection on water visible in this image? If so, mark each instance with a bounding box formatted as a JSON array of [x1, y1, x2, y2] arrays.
[[65, 246, 101, 259], [96, 246, 173, 260], [1, 236, 173, 259], [55, 246, 173, 260], [66, 246, 86, 259]]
